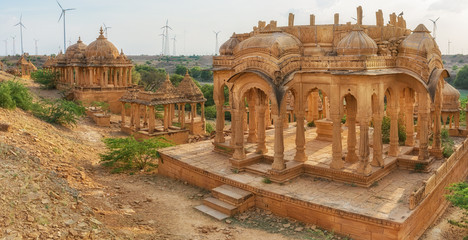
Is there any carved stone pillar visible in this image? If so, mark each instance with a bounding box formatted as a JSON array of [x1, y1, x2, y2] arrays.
[[311, 91, 319, 120], [371, 113, 384, 167], [405, 90, 415, 146], [418, 94, 429, 160], [294, 110, 306, 162], [163, 105, 169, 131], [121, 102, 126, 128], [103, 68, 108, 87], [119, 68, 123, 87], [389, 90, 400, 156], [143, 106, 148, 127], [148, 106, 155, 134], [345, 96, 358, 163], [247, 91, 257, 143], [181, 103, 186, 129], [272, 113, 285, 170], [135, 103, 141, 131], [256, 104, 267, 154], [265, 102, 271, 128], [232, 109, 245, 160], [215, 104, 225, 143], [330, 91, 343, 169], [357, 116, 372, 175]]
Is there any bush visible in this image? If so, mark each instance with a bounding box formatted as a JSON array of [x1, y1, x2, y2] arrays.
[[91, 101, 110, 113], [205, 105, 216, 119], [307, 121, 315, 127], [31, 69, 59, 89], [100, 136, 174, 172], [32, 99, 85, 126], [446, 182, 468, 232], [441, 129, 455, 158], [381, 116, 406, 144], [454, 65, 468, 89], [206, 122, 215, 134], [0, 80, 33, 110]]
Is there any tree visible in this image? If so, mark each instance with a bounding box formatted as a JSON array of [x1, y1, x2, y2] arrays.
[[134, 64, 166, 91], [131, 68, 141, 85], [454, 65, 468, 89], [170, 74, 184, 87], [100, 136, 174, 172], [200, 69, 213, 82], [201, 84, 214, 106], [31, 69, 60, 89], [175, 65, 188, 76], [190, 66, 201, 79]]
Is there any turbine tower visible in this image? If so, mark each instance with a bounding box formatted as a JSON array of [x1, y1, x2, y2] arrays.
[[429, 17, 440, 40], [3, 39, 7, 56], [34, 39, 39, 55], [11, 36, 16, 55], [14, 14, 26, 55], [159, 31, 165, 55], [161, 20, 172, 56], [213, 31, 220, 55], [103, 23, 112, 38], [172, 35, 177, 56], [57, 1, 76, 51]]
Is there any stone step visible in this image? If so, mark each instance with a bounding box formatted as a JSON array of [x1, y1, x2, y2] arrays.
[[212, 184, 253, 205], [244, 162, 270, 175], [194, 205, 229, 221], [203, 197, 237, 215]]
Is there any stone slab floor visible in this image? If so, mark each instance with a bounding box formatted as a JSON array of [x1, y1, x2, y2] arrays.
[[160, 125, 442, 223]]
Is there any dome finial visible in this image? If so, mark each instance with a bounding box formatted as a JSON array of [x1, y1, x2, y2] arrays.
[[185, 69, 189, 76], [99, 27, 104, 36]]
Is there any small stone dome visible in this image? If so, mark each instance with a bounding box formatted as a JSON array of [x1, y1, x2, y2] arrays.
[[233, 32, 301, 58], [219, 34, 240, 55], [65, 37, 87, 60], [85, 27, 120, 59], [399, 24, 435, 57], [336, 27, 378, 56], [442, 81, 460, 112]]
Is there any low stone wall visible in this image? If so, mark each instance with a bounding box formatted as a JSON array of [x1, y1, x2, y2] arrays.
[[408, 138, 468, 209]]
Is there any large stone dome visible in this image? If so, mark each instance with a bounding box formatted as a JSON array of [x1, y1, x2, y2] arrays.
[[219, 34, 240, 55], [233, 32, 301, 58], [85, 28, 120, 59], [442, 81, 460, 112], [336, 27, 378, 56], [65, 37, 87, 60], [399, 24, 436, 57]]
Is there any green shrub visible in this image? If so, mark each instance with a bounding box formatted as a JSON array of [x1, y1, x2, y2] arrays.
[[381, 116, 406, 144], [91, 101, 110, 113], [0, 80, 33, 110], [307, 121, 315, 127], [32, 99, 85, 126], [341, 114, 346, 124], [446, 182, 468, 232], [100, 136, 174, 172], [206, 122, 214, 134], [441, 129, 455, 158], [31, 69, 59, 89], [205, 105, 216, 119]]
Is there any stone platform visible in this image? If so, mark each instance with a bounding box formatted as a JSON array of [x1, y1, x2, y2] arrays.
[[158, 126, 468, 240]]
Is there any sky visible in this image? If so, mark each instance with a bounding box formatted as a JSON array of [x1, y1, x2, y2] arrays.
[[0, 0, 467, 56]]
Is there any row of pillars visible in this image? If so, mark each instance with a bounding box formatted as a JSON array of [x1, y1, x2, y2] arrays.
[[51, 66, 132, 88]]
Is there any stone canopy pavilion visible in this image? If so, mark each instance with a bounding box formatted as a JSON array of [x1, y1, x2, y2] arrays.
[[212, 6, 452, 183], [44, 28, 133, 113]]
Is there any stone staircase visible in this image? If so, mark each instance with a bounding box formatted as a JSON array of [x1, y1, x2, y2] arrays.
[[195, 184, 255, 220]]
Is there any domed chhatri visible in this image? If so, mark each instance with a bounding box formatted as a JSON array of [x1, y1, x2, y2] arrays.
[[44, 27, 134, 113], [65, 37, 87, 60], [219, 34, 240, 55], [233, 31, 301, 58], [85, 27, 120, 59], [399, 24, 437, 57], [336, 27, 378, 56]]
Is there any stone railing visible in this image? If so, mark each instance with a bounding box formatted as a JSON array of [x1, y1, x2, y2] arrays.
[[408, 138, 468, 209]]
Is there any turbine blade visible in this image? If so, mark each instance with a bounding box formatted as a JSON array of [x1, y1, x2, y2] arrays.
[[436, 17, 440, 21], [65, 8, 76, 11], [58, 12, 63, 22], [57, 0, 63, 10]]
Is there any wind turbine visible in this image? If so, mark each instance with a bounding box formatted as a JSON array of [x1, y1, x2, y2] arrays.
[[3, 39, 7, 56], [172, 35, 177, 56], [103, 23, 112, 38], [429, 17, 440, 40], [57, 1, 76, 51], [14, 14, 26, 55], [161, 20, 172, 55], [159, 31, 165, 55], [213, 31, 220, 55], [11, 36, 16, 55], [34, 39, 39, 55]]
